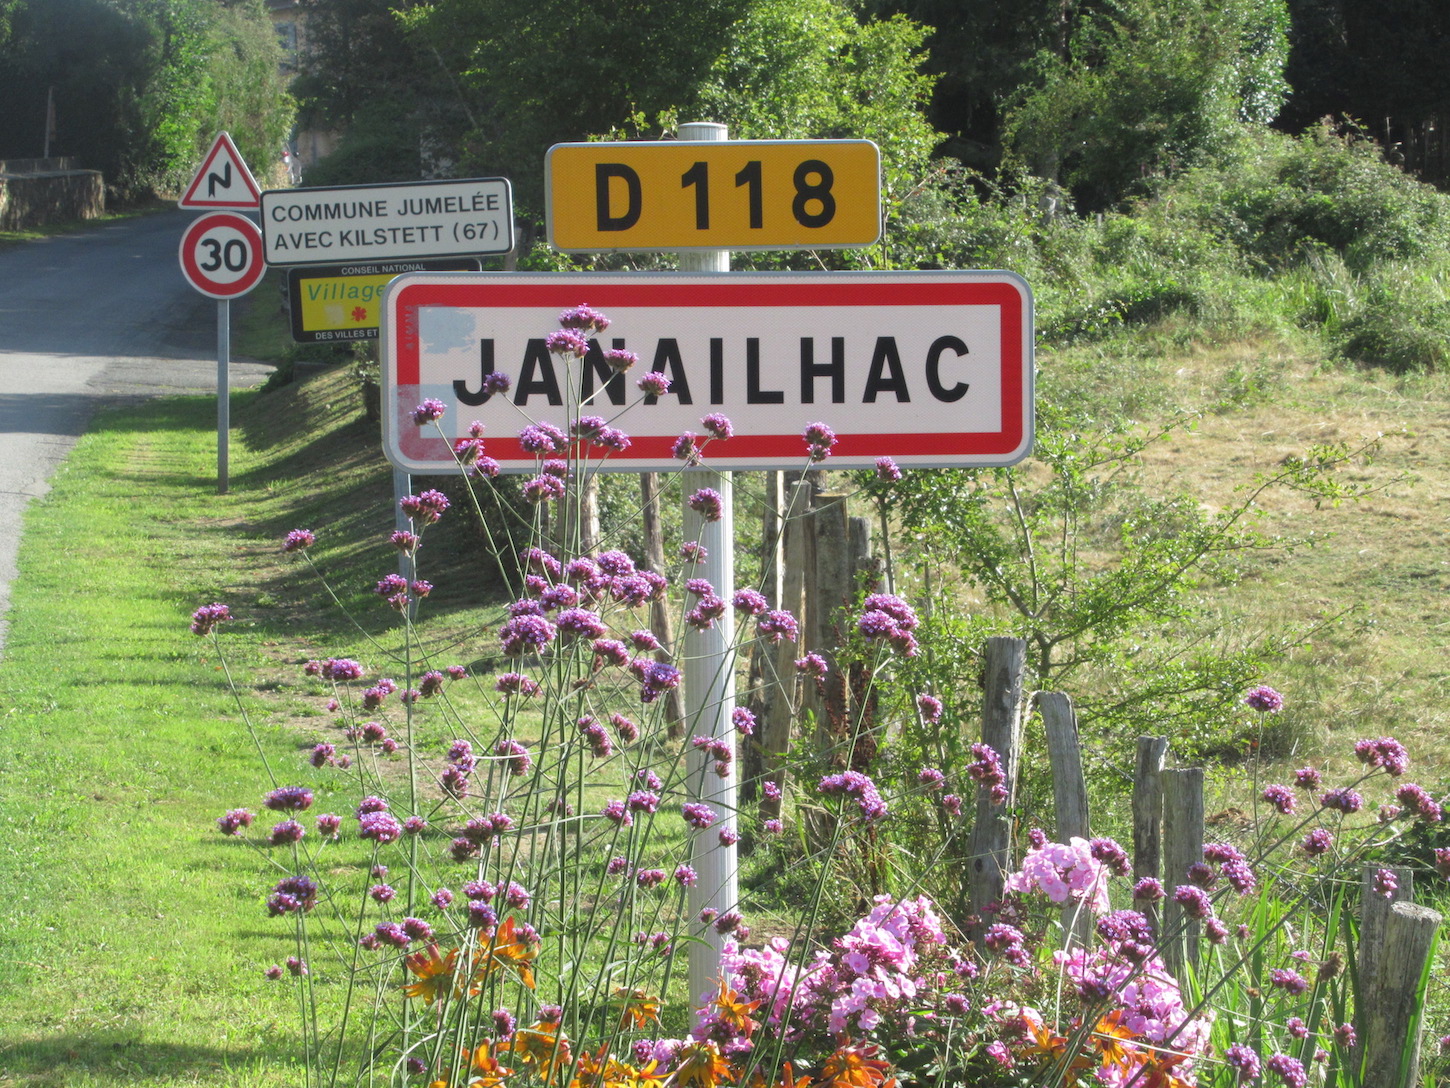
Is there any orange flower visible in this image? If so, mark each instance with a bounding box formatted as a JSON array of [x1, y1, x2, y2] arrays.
[[476, 915, 538, 991], [745, 1061, 812, 1088], [569, 1046, 611, 1088], [605, 1059, 666, 1088], [1117, 1045, 1196, 1088], [464, 1040, 514, 1087], [610, 985, 662, 1029], [818, 1043, 896, 1088], [709, 978, 761, 1039], [402, 944, 465, 1006], [1089, 1010, 1138, 1070], [501, 1020, 572, 1085], [670, 1042, 734, 1088]]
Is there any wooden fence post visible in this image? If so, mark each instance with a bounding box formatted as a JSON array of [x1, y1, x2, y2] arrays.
[[811, 492, 852, 736], [1038, 692, 1089, 841], [967, 637, 1027, 936], [1354, 865, 1441, 1088], [804, 492, 853, 854], [740, 471, 786, 804], [1360, 896, 1441, 1088], [1160, 766, 1204, 979], [760, 480, 812, 822], [640, 472, 685, 739], [1132, 736, 1169, 930], [1037, 691, 1091, 947]]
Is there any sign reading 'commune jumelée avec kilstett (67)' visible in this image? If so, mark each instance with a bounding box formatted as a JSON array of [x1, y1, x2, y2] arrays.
[[379, 271, 1033, 474], [260, 178, 514, 266]]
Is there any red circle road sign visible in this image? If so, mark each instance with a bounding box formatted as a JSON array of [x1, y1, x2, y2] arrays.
[[179, 212, 266, 299]]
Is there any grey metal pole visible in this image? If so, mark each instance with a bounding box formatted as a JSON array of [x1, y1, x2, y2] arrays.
[[676, 120, 739, 1006], [217, 299, 230, 494]]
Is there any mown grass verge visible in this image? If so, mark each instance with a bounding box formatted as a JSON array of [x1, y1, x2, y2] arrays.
[[0, 367, 505, 1088]]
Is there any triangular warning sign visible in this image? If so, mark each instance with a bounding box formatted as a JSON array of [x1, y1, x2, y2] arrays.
[[179, 132, 262, 210]]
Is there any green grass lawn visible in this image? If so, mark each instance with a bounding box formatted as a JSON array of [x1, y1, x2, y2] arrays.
[[0, 371, 492, 1087]]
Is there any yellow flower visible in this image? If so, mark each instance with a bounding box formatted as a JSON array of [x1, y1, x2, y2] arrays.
[[744, 1061, 811, 1088], [605, 1059, 666, 1088], [708, 978, 761, 1039]]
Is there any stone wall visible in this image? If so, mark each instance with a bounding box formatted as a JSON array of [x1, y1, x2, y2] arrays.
[[0, 159, 104, 231]]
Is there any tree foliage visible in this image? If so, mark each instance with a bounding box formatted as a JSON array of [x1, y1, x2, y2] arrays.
[[1002, 0, 1290, 210], [863, 410, 1379, 756], [694, 0, 939, 199], [0, 0, 292, 200], [400, 0, 753, 211]]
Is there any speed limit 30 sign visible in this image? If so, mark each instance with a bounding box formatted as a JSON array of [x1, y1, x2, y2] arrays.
[[179, 212, 266, 299]]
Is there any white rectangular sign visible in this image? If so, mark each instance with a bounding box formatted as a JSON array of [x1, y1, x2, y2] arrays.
[[260, 178, 513, 266], [381, 272, 1033, 473]]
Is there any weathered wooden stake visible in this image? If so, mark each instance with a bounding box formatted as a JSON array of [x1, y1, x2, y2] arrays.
[[1039, 692, 1089, 841], [1038, 691, 1091, 946], [760, 480, 811, 821], [640, 472, 685, 739], [1160, 766, 1204, 979], [1358, 875, 1441, 1088], [1353, 865, 1441, 1088], [1132, 736, 1169, 929], [966, 637, 1027, 936]]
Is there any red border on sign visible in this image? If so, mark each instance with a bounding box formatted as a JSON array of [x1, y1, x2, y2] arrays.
[[179, 212, 266, 299], [179, 133, 262, 210], [388, 279, 1027, 468]]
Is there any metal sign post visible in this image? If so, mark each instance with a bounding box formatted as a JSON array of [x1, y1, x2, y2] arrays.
[[675, 121, 738, 1005], [179, 210, 266, 493], [217, 300, 230, 493]]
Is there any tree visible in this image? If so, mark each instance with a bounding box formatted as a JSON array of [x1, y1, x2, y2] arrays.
[[1280, 0, 1450, 149], [695, 0, 939, 203], [0, 0, 292, 200], [399, 0, 753, 213], [1001, 0, 1290, 210]]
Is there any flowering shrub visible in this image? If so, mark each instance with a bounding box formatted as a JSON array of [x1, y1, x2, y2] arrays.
[[194, 308, 1448, 1087]]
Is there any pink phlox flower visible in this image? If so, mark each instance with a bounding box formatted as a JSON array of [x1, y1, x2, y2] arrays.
[[1003, 836, 1113, 914]]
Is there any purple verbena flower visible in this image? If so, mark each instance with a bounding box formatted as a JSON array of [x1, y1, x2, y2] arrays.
[[682, 803, 718, 830], [190, 602, 232, 636], [757, 609, 799, 644], [558, 304, 609, 332], [701, 413, 734, 440], [803, 421, 837, 461], [1244, 685, 1284, 712], [545, 329, 589, 358], [1262, 784, 1296, 815], [688, 488, 724, 522], [216, 809, 254, 835], [282, 529, 315, 552]]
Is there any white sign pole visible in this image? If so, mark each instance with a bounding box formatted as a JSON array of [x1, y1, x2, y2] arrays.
[[217, 300, 230, 494], [678, 121, 739, 1004]]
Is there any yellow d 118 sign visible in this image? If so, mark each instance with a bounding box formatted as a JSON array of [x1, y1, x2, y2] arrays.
[[546, 140, 881, 253]]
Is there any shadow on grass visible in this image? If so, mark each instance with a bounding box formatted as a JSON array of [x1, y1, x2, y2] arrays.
[[0, 1034, 292, 1084]]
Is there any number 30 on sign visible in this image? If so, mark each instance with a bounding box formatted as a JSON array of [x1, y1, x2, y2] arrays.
[[179, 211, 266, 299], [545, 140, 881, 253]]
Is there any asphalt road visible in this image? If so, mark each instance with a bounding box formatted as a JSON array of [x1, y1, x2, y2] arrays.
[[0, 208, 273, 652]]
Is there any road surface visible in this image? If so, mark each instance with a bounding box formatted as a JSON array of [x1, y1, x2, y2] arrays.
[[0, 208, 273, 651]]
